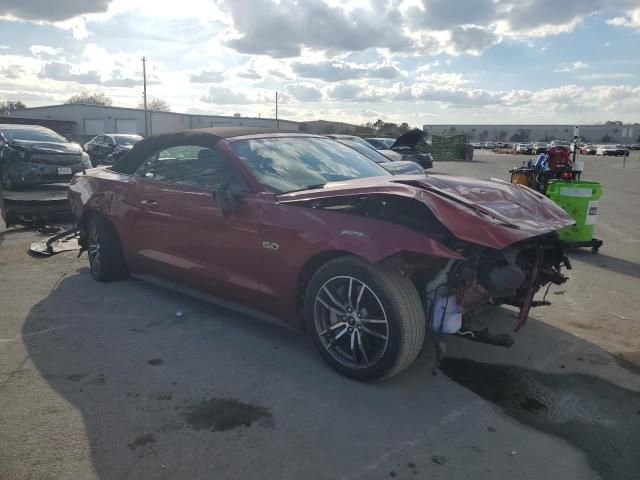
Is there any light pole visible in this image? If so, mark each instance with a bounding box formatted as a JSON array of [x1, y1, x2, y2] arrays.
[[142, 56, 148, 136]]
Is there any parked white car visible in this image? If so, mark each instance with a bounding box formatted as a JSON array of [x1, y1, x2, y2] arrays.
[[596, 145, 626, 156]]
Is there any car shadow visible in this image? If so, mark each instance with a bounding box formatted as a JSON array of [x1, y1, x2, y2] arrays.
[[17, 269, 640, 480], [569, 250, 640, 280]]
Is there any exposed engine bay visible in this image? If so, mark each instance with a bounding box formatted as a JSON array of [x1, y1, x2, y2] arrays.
[[423, 234, 570, 342]]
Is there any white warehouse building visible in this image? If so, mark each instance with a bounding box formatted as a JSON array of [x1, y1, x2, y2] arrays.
[[13, 104, 299, 137]]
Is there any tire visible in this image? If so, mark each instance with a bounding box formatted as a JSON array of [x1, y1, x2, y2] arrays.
[[86, 214, 129, 282], [304, 255, 425, 382]]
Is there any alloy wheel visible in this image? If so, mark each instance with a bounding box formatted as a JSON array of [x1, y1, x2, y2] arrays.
[[314, 275, 389, 369], [88, 223, 102, 277]]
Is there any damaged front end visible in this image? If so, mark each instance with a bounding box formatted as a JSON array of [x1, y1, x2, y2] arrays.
[[278, 174, 575, 343], [425, 234, 571, 344]]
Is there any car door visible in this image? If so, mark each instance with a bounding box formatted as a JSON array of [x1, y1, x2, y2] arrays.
[[126, 143, 267, 306]]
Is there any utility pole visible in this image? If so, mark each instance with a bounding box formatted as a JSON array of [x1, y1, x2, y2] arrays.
[[275, 91, 279, 129], [142, 56, 148, 136]]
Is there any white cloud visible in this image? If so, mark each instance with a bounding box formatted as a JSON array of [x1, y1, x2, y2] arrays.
[[220, 0, 411, 57], [200, 86, 253, 105], [292, 60, 403, 82], [554, 61, 589, 73], [189, 70, 224, 83], [0, 0, 638, 124], [327, 83, 384, 102], [417, 72, 468, 86], [607, 7, 640, 30], [0, 64, 25, 79], [29, 45, 64, 57], [578, 73, 635, 80], [286, 84, 323, 102], [448, 25, 500, 55], [38, 61, 102, 84], [0, 0, 111, 22]]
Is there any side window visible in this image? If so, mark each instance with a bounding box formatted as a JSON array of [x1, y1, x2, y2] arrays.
[[94, 136, 104, 145], [134, 145, 250, 192]]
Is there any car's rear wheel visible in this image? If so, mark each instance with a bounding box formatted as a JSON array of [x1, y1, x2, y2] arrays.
[[304, 255, 425, 381], [86, 214, 128, 282]]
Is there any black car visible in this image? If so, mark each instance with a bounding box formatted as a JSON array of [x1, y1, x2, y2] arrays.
[[0, 124, 91, 190], [84, 134, 142, 165], [389, 129, 434, 169], [332, 138, 426, 175]]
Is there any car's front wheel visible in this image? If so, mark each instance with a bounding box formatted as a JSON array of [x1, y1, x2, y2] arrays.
[[304, 255, 425, 381], [1, 169, 17, 190], [86, 214, 129, 282]]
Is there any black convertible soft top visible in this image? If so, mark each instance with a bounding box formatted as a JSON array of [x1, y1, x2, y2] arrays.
[[111, 127, 304, 174]]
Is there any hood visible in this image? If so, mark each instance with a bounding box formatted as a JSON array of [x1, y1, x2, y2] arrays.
[[380, 161, 425, 175], [379, 149, 403, 162], [391, 129, 426, 149], [277, 174, 574, 250], [10, 139, 82, 155]]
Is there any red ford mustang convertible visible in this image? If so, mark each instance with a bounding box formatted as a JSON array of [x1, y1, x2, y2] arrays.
[[69, 128, 573, 381]]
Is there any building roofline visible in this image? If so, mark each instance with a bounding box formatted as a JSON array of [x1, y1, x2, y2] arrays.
[[19, 103, 297, 124]]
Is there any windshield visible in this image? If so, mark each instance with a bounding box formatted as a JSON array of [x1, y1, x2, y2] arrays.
[[338, 139, 390, 164], [230, 137, 389, 193], [1, 126, 67, 143], [114, 135, 142, 146]]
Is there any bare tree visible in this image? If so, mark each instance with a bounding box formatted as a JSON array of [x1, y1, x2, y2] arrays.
[[0, 100, 26, 114], [138, 98, 171, 112], [66, 93, 113, 106]]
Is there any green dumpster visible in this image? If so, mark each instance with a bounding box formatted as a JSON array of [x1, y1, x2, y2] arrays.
[[546, 180, 603, 243]]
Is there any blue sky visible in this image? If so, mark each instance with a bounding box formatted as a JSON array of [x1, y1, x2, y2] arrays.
[[0, 0, 639, 126]]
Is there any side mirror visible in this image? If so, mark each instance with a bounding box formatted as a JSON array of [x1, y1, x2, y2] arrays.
[[215, 184, 237, 219]]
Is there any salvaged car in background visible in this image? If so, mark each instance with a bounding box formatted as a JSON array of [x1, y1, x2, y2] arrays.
[[532, 142, 549, 154], [69, 128, 573, 381], [84, 134, 143, 165], [331, 137, 426, 175], [326, 134, 403, 162], [389, 129, 434, 169], [596, 144, 628, 156], [0, 124, 91, 190], [365, 137, 395, 149]]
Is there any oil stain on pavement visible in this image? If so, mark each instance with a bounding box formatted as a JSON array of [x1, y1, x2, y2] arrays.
[[439, 358, 640, 480], [127, 433, 156, 450], [184, 398, 272, 432]]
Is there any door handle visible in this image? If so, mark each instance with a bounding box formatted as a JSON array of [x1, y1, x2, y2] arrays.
[[140, 199, 159, 208]]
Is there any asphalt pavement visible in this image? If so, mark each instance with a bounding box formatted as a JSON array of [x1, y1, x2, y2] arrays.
[[0, 151, 639, 480]]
